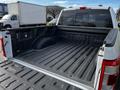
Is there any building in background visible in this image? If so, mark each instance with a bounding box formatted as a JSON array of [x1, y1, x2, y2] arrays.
[[0, 3, 8, 18], [47, 6, 64, 22]]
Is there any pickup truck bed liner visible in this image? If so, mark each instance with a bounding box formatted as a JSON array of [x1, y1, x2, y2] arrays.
[[0, 60, 81, 90], [16, 41, 99, 87]]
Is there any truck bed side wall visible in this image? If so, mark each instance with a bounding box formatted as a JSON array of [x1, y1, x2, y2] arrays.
[[9, 26, 55, 56]]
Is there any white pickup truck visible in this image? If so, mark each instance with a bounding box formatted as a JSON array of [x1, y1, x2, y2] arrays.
[[0, 6, 120, 90]]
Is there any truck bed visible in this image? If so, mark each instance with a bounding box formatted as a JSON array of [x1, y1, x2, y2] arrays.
[[15, 41, 99, 88], [0, 60, 81, 90]]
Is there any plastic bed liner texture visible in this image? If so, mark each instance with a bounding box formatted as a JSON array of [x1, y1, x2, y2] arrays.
[[0, 60, 81, 90], [16, 41, 99, 88]]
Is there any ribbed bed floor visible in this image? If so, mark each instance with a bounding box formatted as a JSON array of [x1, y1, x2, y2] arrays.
[[0, 60, 81, 90], [16, 41, 100, 87]]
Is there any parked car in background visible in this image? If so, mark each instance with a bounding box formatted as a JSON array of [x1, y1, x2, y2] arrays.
[[0, 1, 46, 28], [0, 6, 120, 90]]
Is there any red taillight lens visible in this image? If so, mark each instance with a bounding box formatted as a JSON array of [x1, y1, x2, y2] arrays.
[[98, 59, 120, 90], [107, 74, 118, 85], [0, 38, 6, 57]]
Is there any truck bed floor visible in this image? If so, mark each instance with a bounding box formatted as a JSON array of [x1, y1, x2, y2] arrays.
[[0, 60, 81, 90], [16, 41, 99, 87]]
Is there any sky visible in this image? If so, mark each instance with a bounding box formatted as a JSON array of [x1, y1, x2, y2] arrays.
[[0, 0, 120, 11]]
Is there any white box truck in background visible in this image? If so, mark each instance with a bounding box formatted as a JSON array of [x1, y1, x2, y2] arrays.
[[0, 1, 46, 28]]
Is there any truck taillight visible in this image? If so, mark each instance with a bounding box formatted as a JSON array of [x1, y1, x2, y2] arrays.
[[0, 37, 6, 60], [98, 59, 120, 90], [107, 74, 117, 85]]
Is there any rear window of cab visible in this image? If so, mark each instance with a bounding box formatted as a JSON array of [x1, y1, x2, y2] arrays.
[[59, 9, 113, 28]]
